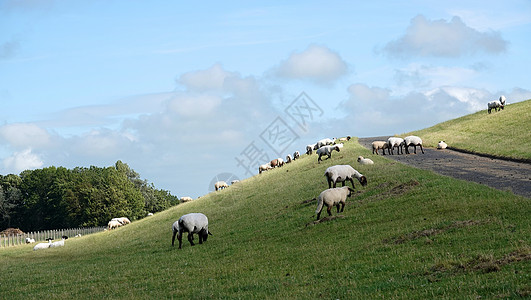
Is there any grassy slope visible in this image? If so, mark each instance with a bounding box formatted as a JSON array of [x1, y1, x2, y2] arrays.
[[1, 140, 529, 299], [406, 99, 531, 160]]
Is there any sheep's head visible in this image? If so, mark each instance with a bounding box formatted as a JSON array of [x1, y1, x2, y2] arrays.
[[357, 156, 363, 162], [358, 176, 368, 186], [335, 146, 341, 152]]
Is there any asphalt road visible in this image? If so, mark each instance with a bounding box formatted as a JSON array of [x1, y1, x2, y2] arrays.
[[358, 137, 531, 198]]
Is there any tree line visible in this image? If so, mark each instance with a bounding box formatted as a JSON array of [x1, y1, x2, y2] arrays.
[[0, 160, 179, 232]]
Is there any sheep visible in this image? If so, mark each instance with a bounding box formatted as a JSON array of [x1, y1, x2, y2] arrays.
[[259, 163, 272, 174], [306, 143, 317, 155], [357, 156, 374, 165], [33, 238, 53, 251], [404, 136, 425, 154], [171, 213, 212, 249], [25, 237, 35, 244], [285, 154, 293, 164], [147, 213, 154, 216], [499, 95, 506, 106], [338, 136, 351, 142], [111, 217, 131, 225], [315, 186, 355, 220], [270, 158, 284, 168], [180, 196, 194, 203], [335, 143, 344, 149], [214, 181, 229, 191], [75, 234, 82, 237], [437, 141, 447, 149], [316, 138, 336, 149], [387, 137, 405, 155], [316, 145, 341, 163], [50, 236, 68, 248], [293, 151, 300, 160], [107, 220, 122, 230], [324, 164, 368, 189], [231, 180, 240, 184], [372, 141, 390, 155]]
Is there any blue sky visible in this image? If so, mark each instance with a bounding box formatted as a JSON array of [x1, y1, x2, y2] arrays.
[[1, 0, 530, 199]]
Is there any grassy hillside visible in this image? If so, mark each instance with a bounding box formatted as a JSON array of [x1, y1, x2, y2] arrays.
[[1, 140, 529, 299], [406, 99, 531, 160]]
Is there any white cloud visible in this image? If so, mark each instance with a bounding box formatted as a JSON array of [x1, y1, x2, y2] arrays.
[[0, 123, 51, 148], [167, 93, 222, 117], [383, 15, 507, 58], [3, 148, 43, 173], [178, 63, 237, 92], [275, 44, 348, 83]]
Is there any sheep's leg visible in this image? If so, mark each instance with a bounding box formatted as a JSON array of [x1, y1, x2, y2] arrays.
[[348, 178, 355, 189], [382, 147, 386, 155], [419, 144, 424, 154], [199, 234, 203, 244], [172, 230, 177, 247], [336, 204, 340, 213], [340, 201, 345, 212], [178, 232, 183, 249], [327, 206, 332, 216], [188, 233, 195, 246]]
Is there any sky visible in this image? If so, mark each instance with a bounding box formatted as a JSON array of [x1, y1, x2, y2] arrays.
[[1, 0, 530, 199]]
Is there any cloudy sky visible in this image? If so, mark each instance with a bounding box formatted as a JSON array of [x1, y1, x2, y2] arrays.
[[1, 1, 530, 198]]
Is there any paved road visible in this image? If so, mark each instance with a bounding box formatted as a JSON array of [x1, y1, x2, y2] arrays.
[[358, 137, 531, 198]]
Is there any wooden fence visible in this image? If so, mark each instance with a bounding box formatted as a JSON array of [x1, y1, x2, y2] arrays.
[[0, 226, 106, 248]]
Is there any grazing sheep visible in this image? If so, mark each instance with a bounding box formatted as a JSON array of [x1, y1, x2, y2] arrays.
[[180, 196, 194, 203], [499, 95, 506, 106], [231, 180, 240, 185], [372, 141, 390, 155], [215, 181, 229, 191], [285, 154, 293, 164], [404, 136, 425, 154], [335, 143, 344, 149], [259, 163, 272, 174], [111, 217, 131, 225], [324, 164, 368, 189], [293, 151, 300, 160], [108, 220, 122, 230], [50, 236, 68, 248], [437, 141, 447, 149], [357, 156, 374, 165], [25, 237, 35, 244], [316, 138, 336, 149], [316, 145, 341, 163], [315, 186, 355, 220], [33, 238, 53, 251], [387, 137, 405, 155], [171, 213, 212, 249], [270, 158, 284, 168], [306, 143, 317, 155]]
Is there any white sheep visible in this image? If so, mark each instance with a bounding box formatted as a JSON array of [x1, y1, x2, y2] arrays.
[[499, 95, 506, 106], [437, 141, 447, 149], [75, 234, 82, 237], [316, 138, 336, 149], [231, 180, 240, 185], [108, 220, 122, 230], [315, 186, 354, 220], [259, 163, 272, 174], [316, 145, 341, 163], [25, 237, 35, 244], [293, 151, 300, 160], [387, 137, 405, 155], [404, 136, 425, 154], [335, 143, 344, 149], [111, 217, 131, 225], [147, 213, 154, 216], [306, 143, 317, 155], [180, 196, 194, 203], [171, 213, 212, 249], [357, 156, 374, 165], [372, 141, 390, 155], [324, 164, 368, 189], [214, 181, 229, 191], [50, 236, 68, 248], [285, 154, 293, 164], [338, 136, 351, 142], [270, 158, 284, 168], [33, 238, 53, 251]]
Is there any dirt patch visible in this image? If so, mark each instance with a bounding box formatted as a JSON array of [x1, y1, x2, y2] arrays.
[[358, 137, 531, 198], [305, 215, 345, 227], [383, 220, 482, 244], [359, 180, 420, 204], [0, 228, 24, 236]]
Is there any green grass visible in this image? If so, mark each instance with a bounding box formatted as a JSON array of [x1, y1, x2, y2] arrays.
[[406, 99, 531, 160], [1, 139, 529, 299]]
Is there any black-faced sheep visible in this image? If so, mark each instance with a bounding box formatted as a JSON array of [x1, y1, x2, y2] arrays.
[[324, 164, 368, 189], [285, 154, 293, 164], [315, 186, 354, 220], [387, 137, 405, 155], [316, 138, 336, 149], [437, 141, 447, 149], [171, 213, 212, 249], [214, 181, 229, 191], [316, 145, 341, 163], [357, 156, 374, 165], [107, 220, 122, 230], [33, 238, 53, 251], [372, 141, 390, 155], [293, 151, 300, 160], [50, 236, 68, 248], [306, 144, 316, 155], [180, 196, 194, 203], [259, 163, 272, 174], [404, 136, 424, 154], [270, 158, 285, 168], [338, 136, 351, 142]]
